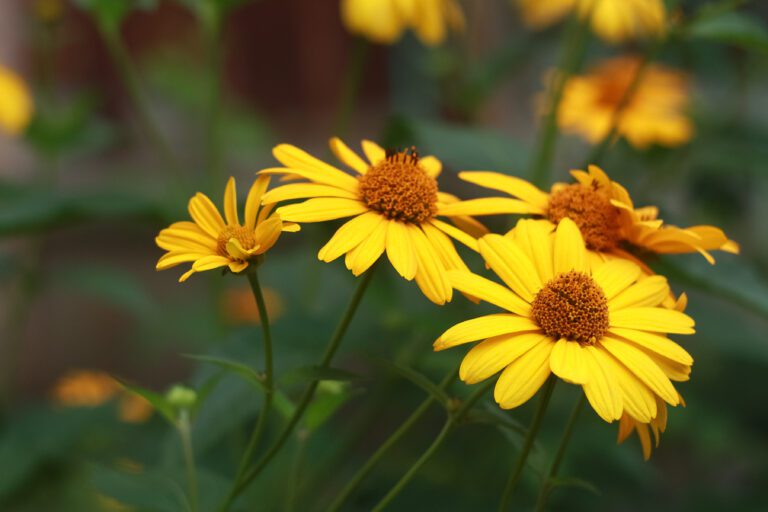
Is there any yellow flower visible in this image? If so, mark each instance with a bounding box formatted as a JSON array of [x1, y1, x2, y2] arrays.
[[155, 176, 298, 282], [341, 0, 464, 46], [0, 65, 33, 135], [515, 0, 666, 43], [558, 56, 693, 149], [51, 370, 121, 407], [441, 165, 739, 264], [435, 218, 694, 423], [117, 393, 154, 424], [260, 138, 486, 305]]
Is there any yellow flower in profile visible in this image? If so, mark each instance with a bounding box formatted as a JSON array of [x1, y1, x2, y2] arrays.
[[260, 138, 486, 305], [435, 218, 694, 424], [51, 370, 120, 407], [155, 176, 299, 282], [341, 0, 464, 46], [0, 65, 33, 135], [515, 0, 666, 43], [558, 56, 693, 149], [441, 165, 739, 264]]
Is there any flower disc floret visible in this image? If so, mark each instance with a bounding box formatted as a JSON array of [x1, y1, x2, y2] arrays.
[[546, 183, 621, 251]]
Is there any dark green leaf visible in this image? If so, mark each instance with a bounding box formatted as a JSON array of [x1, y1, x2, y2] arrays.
[[185, 354, 265, 391], [687, 11, 768, 54]]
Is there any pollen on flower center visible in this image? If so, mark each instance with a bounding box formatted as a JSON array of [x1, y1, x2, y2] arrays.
[[531, 270, 609, 345], [217, 225, 256, 258], [547, 183, 622, 251], [357, 148, 438, 224]]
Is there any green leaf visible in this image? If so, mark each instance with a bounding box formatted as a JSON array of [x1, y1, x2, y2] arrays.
[[687, 10, 768, 54], [185, 354, 266, 391], [280, 365, 362, 387], [303, 382, 364, 431], [118, 380, 177, 425], [372, 357, 450, 408]]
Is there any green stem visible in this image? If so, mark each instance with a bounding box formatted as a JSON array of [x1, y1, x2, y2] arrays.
[[535, 394, 585, 512], [333, 38, 368, 138], [498, 376, 557, 512], [219, 268, 376, 511], [178, 409, 199, 512], [527, 14, 591, 188], [327, 369, 458, 512], [371, 379, 494, 512], [231, 269, 275, 484], [286, 429, 309, 512]]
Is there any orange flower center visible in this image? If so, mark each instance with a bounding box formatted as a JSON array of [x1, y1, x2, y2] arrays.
[[217, 225, 257, 257], [546, 183, 622, 251], [531, 270, 609, 345], [357, 148, 438, 224]]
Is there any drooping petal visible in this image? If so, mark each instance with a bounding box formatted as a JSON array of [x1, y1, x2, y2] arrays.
[[494, 339, 554, 409], [549, 339, 590, 384], [318, 212, 385, 262], [581, 345, 623, 422], [411, 225, 452, 305], [192, 255, 230, 272], [385, 220, 417, 280], [344, 221, 387, 276]]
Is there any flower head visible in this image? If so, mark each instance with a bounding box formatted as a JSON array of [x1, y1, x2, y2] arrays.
[[558, 56, 693, 149], [155, 176, 298, 282], [51, 370, 120, 407], [0, 65, 33, 135], [260, 138, 487, 305], [515, 0, 666, 43], [435, 218, 694, 424], [341, 0, 464, 46], [441, 165, 738, 264]]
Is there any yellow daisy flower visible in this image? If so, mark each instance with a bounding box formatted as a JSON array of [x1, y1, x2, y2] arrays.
[[341, 0, 464, 46], [435, 218, 694, 423], [260, 138, 487, 305], [0, 64, 33, 135], [51, 370, 121, 407], [558, 56, 693, 149], [515, 0, 666, 43], [155, 176, 298, 282], [441, 165, 739, 264]]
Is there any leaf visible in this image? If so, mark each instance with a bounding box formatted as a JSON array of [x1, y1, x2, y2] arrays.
[[372, 357, 450, 408], [118, 380, 177, 425], [687, 10, 768, 54], [185, 354, 266, 391], [280, 365, 362, 387], [303, 383, 364, 431]]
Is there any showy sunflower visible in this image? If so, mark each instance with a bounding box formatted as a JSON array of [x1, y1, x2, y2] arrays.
[[341, 0, 464, 46], [155, 176, 298, 282], [558, 56, 693, 149], [260, 138, 487, 305], [0, 64, 33, 135], [435, 218, 694, 423], [441, 165, 739, 265], [515, 0, 666, 43]]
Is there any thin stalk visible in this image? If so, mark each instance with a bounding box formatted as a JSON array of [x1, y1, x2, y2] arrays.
[[286, 429, 310, 512], [327, 369, 458, 512], [231, 269, 276, 484], [528, 14, 591, 188], [219, 268, 377, 511], [371, 379, 494, 512], [535, 394, 586, 512], [178, 409, 199, 512], [498, 376, 557, 512], [332, 38, 368, 138]]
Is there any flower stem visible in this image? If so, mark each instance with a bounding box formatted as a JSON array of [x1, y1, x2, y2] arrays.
[[327, 369, 458, 512], [231, 269, 275, 486], [333, 38, 368, 138], [535, 393, 585, 511], [371, 379, 494, 512], [498, 376, 557, 512], [528, 15, 591, 188], [178, 409, 199, 512], [219, 268, 376, 511]]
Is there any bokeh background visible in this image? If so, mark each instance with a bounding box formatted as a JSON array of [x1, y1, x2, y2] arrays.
[[1, 0, 767, 510]]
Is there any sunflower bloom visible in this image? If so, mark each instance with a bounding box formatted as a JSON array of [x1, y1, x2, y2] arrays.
[[260, 138, 486, 305], [435, 218, 694, 424], [515, 0, 666, 43], [0, 65, 33, 135], [155, 176, 298, 282], [441, 165, 738, 264], [558, 56, 693, 149], [341, 0, 464, 46]]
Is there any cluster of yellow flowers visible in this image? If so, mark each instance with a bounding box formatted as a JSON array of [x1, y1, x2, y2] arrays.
[[156, 135, 736, 459]]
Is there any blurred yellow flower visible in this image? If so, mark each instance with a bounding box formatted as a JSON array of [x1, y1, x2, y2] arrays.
[[155, 176, 299, 282], [222, 286, 284, 325], [435, 218, 693, 424], [341, 0, 464, 46], [52, 370, 120, 407], [0, 65, 33, 136], [260, 138, 486, 305], [117, 393, 154, 424], [441, 165, 739, 264], [558, 56, 693, 149], [515, 0, 666, 43]]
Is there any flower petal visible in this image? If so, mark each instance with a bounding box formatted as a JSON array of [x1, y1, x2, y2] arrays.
[[188, 193, 225, 238], [554, 218, 587, 275], [478, 234, 541, 302], [385, 220, 417, 280], [361, 140, 385, 165], [254, 216, 283, 254], [494, 339, 554, 409], [592, 259, 643, 301], [510, 219, 555, 283], [609, 276, 670, 311], [411, 225, 452, 305], [319, 212, 385, 262], [272, 144, 360, 191], [223, 177, 239, 226], [609, 307, 695, 334], [609, 328, 693, 365], [434, 314, 540, 350], [261, 183, 359, 204], [192, 255, 230, 272], [438, 198, 539, 217], [420, 155, 442, 177], [461, 333, 548, 384], [581, 345, 623, 422], [344, 220, 387, 276], [329, 137, 369, 174], [447, 270, 531, 316], [549, 339, 590, 384], [458, 171, 549, 211], [276, 198, 368, 223]]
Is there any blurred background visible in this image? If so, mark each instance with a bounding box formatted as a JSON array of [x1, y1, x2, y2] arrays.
[[1, 0, 767, 510]]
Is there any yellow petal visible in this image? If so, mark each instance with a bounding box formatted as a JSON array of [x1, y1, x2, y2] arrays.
[[411, 225, 452, 305], [592, 259, 642, 300], [420, 155, 442, 177], [361, 139, 385, 165], [438, 197, 540, 217], [447, 270, 531, 316], [261, 183, 359, 204], [458, 171, 549, 211], [549, 339, 590, 384], [600, 350, 657, 423], [435, 314, 540, 350], [461, 333, 548, 384], [188, 193, 225, 238], [319, 212, 385, 262], [609, 275, 669, 310], [385, 220, 417, 280], [510, 219, 555, 283], [228, 261, 248, 274], [429, 218, 479, 252], [276, 198, 368, 223], [609, 328, 693, 365], [226, 238, 250, 260], [581, 345, 623, 422], [192, 255, 230, 272], [254, 216, 283, 254], [609, 307, 695, 335], [478, 234, 541, 302], [245, 175, 271, 230], [329, 137, 369, 174], [271, 144, 360, 191], [223, 177, 239, 226], [422, 222, 468, 272], [345, 221, 387, 276], [553, 217, 587, 275], [156, 251, 206, 270], [494, 339, 554, 409]]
